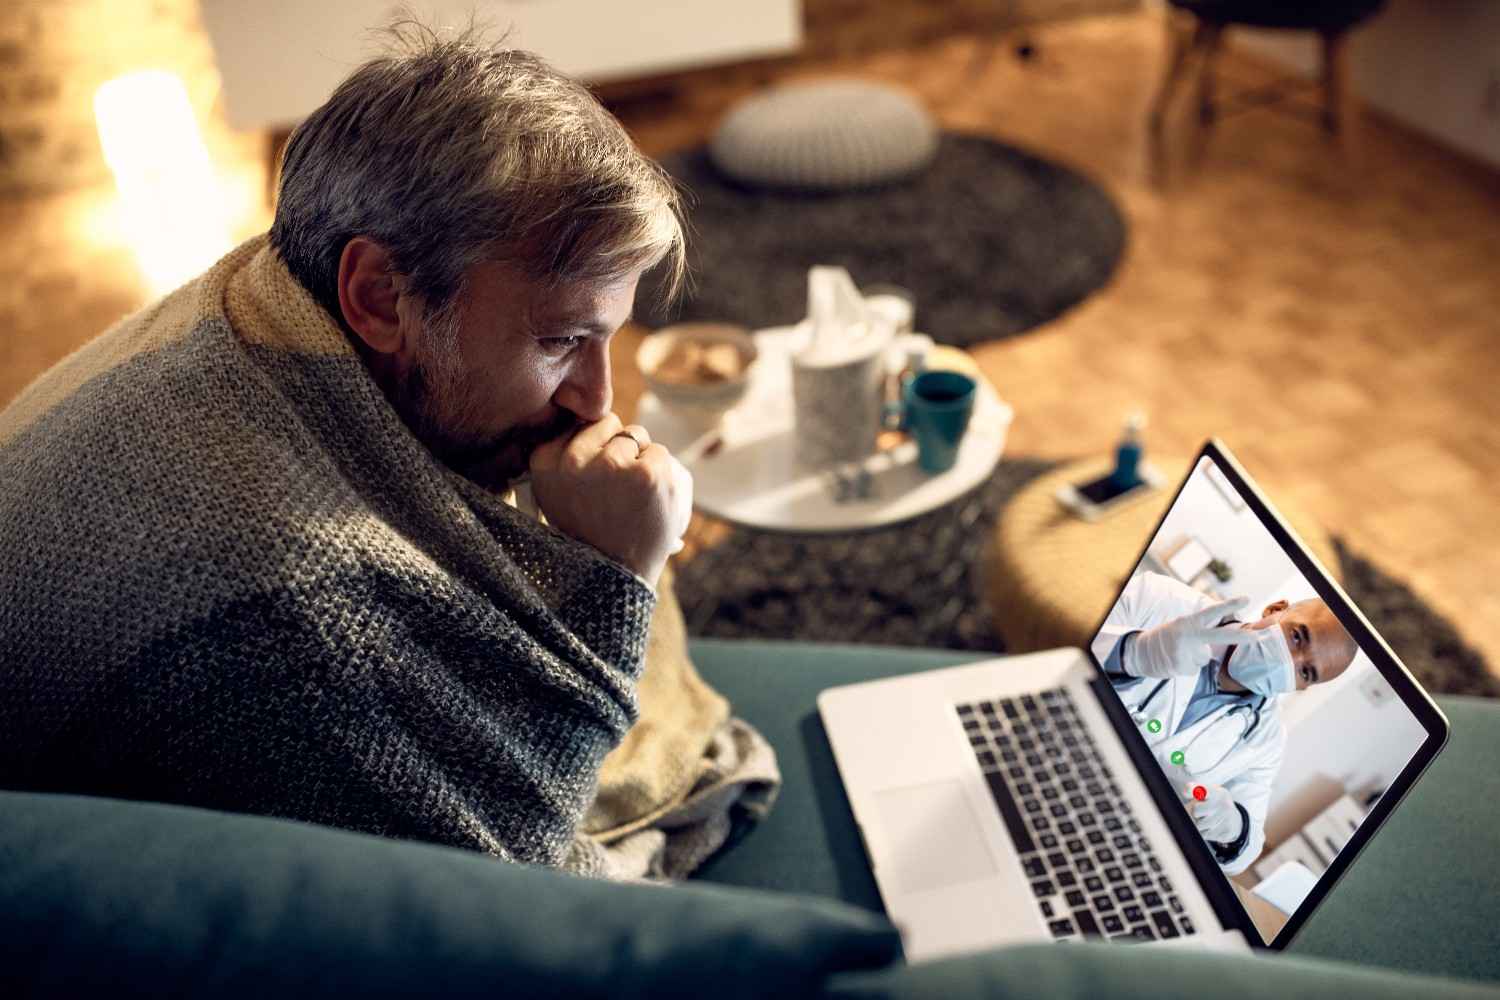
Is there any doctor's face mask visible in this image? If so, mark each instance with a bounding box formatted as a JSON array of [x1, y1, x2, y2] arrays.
[[1225, 624, 1296, 697]]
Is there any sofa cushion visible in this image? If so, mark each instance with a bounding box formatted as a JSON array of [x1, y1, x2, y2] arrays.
[[0, 789, 899, 998], [826, 941, 1500, 999]]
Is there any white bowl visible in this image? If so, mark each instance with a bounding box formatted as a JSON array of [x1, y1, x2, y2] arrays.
[[636, 323, 758, 419]]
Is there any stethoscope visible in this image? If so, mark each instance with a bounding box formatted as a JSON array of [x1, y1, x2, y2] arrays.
[[1128, 676, 1267, 777]]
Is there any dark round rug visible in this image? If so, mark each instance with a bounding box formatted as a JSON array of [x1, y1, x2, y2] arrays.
[[674, 458, 1500, 700], [637, 132, 1128, 347]]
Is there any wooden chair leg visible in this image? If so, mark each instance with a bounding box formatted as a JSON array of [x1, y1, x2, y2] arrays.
[[1322, 28, 1359, 156], [1148, 11, 1196, 133], [1194, 23, 1224, 126], [1147, 17, 1219, 189]]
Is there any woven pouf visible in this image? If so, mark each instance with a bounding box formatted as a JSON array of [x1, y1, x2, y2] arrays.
[[981, 458, 1341, 655], [708, 78, 938, 191]]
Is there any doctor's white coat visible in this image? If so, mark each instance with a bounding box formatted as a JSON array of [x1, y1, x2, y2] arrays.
[[1090, 571, 1285, 876]]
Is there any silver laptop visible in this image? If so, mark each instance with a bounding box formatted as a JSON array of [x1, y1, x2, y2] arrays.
[[819, 440, 1449, 962]]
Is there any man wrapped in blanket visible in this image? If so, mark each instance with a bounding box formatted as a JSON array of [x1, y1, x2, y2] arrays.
[[0, 22, 778, 880]]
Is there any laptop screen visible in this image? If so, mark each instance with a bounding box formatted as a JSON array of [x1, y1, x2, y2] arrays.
[[1088, 452, 1432, 946]]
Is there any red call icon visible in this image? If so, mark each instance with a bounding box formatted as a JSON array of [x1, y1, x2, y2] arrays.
[[1192, 785, 1208, 802]]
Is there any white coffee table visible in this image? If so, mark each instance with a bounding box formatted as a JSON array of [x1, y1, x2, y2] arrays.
[[636, 326, 1013, 533]]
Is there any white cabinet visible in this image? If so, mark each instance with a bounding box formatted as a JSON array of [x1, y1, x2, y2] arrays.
[[198, 1, 803, 129], [1255, 793, 1366, 882]]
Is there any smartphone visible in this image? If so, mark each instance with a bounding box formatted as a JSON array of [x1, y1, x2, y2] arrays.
[[1055, 464, 1164, 521]]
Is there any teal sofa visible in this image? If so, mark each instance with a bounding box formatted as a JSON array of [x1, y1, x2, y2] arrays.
[[5, 639, 1498, 998]]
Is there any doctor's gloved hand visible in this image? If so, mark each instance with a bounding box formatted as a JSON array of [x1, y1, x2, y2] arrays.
[[1184, 783, 1244, 844], [1125, 597, 1252, 678]]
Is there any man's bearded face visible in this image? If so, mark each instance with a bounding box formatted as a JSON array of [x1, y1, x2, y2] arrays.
[[391, 262, 642, 490]]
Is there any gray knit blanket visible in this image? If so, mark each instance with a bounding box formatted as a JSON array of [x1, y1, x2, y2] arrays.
[[0, 235, 778, 877]]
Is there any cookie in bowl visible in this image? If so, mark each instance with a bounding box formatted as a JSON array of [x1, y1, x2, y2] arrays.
[[636, 323, 758, 419]]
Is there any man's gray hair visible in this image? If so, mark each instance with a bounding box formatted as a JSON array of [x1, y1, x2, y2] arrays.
[[269, 19, 686, 325]]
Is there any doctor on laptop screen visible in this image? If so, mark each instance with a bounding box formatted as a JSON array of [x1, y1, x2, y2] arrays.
[[1090, 457, 1427, 941]]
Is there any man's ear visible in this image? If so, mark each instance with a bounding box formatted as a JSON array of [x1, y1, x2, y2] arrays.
[[337, 236, 411, 357], [1262, 598, 1290, 619]]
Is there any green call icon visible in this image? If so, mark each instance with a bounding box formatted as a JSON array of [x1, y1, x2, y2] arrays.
[[1146, 719, 1163, 734], [1170, 750, 1186, 766]]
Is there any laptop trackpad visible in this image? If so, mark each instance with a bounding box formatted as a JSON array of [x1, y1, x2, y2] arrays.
[[875, 781, 998, 895]]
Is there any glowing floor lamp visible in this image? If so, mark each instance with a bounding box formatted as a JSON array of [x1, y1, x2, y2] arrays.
[[94, 70, 232, 297]]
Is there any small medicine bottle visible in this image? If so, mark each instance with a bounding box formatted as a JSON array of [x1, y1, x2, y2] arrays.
[[1112, 413, 1147, 490]]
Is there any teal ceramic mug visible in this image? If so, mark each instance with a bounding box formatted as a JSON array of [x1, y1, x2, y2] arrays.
[[887, 370, 977, 473]]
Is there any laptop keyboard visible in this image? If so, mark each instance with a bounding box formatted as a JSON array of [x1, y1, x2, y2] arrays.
[[956, 688, 1197, 943]]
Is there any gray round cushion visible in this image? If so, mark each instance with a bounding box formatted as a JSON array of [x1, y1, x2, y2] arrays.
[[708, 79, 938, 191]]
